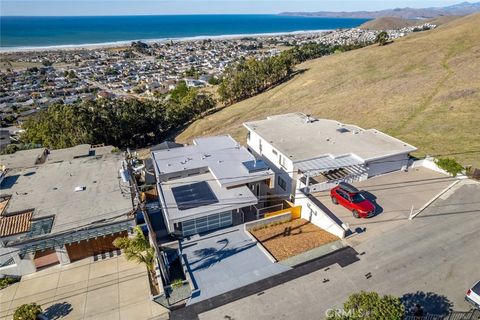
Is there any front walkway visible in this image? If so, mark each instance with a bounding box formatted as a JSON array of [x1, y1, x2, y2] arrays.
[[0, 255, 168, 320], [181, 226, 290, 305]]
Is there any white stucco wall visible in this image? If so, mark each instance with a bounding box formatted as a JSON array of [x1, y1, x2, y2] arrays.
[[294, 191, 346, 239], [246, 130, 295, 197]]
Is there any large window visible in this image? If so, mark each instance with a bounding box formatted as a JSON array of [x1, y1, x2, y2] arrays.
[[181, 211, 232, 236], [277, 176, 287, 191]]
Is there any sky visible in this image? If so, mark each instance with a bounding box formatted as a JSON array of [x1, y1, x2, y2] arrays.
[[0, 0, 466, 16]]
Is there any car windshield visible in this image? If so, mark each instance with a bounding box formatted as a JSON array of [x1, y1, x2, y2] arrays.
[[351, 193, 365, 203], [473, 281, 480, 294]]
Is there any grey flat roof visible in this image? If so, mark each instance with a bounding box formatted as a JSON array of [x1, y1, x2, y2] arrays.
[[0, 148, 45, 169], [1, 153, 132, 234], [0, 144, 108, 169], [159, 172, 258, 222], [244, 113, 417, 162], [152, 135, 273, 188], [46, 144, 91, 163]]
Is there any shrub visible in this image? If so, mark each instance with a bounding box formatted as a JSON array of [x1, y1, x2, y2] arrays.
[[435, 158, 464, 177], [0, 276, 19, 290], [171, 278, 184, 288], [13, 303, 42, 320], [327, 291, 404, 320]]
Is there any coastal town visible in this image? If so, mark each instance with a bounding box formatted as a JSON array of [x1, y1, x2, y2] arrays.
[[1, 8, 479, 320], [0, 22, 436, 133]]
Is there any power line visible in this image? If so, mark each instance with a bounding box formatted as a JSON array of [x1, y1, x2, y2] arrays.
[[0, 149, 475, 259]]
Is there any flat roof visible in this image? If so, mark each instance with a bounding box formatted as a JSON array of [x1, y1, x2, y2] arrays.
[[152, 135, 273, 188], [244, 113, 417, 162], [0, 144, 113, 170], [159, 172, 258, 222], [0, 148, 45, 169], [1, 153, 132, 234]]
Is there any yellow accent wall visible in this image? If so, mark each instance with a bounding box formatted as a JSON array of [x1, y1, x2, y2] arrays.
[[264, 205, 302, 219]]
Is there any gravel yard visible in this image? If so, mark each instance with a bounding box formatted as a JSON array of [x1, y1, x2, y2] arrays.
[[250, 219, 339, 261]]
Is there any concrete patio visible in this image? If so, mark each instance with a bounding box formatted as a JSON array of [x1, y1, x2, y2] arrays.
[[0, 255, 168, 320], [181, 226, 290, 305]]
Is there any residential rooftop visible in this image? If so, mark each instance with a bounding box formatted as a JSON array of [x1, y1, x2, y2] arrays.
[[0, 144, 115, 169], [152, 135, 273, 188], [1, 152, 132, 234], [244, 113, 417, 162], [159, 172, 258, 222]]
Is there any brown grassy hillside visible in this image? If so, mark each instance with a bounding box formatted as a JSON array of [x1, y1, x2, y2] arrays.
[[177, 13, 480, 167], [360, 17, 423, 30], [359, 16, 461, 30]]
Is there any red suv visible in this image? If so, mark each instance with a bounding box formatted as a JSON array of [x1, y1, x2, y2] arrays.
[[330, 182, 375, 218]]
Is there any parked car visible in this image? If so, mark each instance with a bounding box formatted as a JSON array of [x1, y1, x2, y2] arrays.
[[466, 281, 480, 309], [330, 182, 375, 218]]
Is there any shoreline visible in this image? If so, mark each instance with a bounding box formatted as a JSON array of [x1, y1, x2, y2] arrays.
[[0, 29, 332, 53]]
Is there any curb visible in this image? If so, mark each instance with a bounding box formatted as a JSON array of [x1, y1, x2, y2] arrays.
[[409, 179, 461, 220]]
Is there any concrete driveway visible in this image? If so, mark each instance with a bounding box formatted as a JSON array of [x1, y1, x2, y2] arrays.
[[181, 226, 290, 305], [199, 179, 480, 320], [312, 167, 458, 244], [0, 255, 168, 320]]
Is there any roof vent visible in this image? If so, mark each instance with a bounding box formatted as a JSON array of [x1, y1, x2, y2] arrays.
[[304, 114, 315, 123], [336, 128, 350, 133], [242, 160, 269, 173], [74, 186, 86, 192]]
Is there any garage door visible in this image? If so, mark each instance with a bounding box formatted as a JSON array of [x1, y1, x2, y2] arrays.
[[367, 155, 408, 177], [182, 212, 232, 236], [66, 232, 127, 262], [34, 248, 59, 269]]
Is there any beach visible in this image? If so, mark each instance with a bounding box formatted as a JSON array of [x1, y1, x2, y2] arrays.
[[0, 14, 369, 50]]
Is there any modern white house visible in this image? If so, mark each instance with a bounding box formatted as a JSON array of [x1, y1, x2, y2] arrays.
[[244, 113, 417, 198], [151, 135, 275, 237]]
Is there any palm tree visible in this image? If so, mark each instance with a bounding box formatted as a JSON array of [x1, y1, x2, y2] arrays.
[[113, 226, 155, 274]]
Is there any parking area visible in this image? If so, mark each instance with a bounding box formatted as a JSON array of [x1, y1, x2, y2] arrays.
[[0, 255, 168, 320], [199, 179, 480, 320], [311, 167, 458, 243], [181, 226, 290, 305]]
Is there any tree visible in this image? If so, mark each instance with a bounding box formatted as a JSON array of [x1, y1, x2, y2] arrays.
[[327, 291, 404, 320], [13, 303, 42, 320], [21, 90, 215, 150], [113, 226, 155, 272], [41, 59, 53, 67], [375, 31, 389, 46]]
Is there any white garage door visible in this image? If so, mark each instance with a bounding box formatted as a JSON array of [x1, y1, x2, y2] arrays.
[[367, 154, 409, 177], [182, 211, 232, 236]]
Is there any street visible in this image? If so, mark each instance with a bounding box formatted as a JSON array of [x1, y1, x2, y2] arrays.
[[199, 180, 480, 319]]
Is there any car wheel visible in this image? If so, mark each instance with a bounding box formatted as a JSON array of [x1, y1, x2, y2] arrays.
[[331, 196, 338, 205], [352, 210, 359, 218]]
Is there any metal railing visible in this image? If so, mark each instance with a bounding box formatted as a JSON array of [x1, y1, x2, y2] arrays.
[[254, 203, 284, 219]]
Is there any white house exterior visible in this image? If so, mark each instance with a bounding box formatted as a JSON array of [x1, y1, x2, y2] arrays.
[[244, 113, 417, 198], [151, 135, 275, 237]]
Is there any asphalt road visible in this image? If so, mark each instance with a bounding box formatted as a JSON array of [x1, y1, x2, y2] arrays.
[[199, 179, 480, 320]]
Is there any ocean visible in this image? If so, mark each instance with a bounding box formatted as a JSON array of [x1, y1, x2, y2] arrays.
[[0, 15, 369, 49]]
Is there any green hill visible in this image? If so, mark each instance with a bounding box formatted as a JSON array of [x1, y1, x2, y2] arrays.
[[177, 13, 480, 167]]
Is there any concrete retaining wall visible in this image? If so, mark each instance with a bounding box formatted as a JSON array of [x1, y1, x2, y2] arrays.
[[294, 191, 346, 239], [244, 212, 292, 232]]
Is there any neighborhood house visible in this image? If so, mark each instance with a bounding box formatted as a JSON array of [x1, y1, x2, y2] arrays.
[[244, 113, 418, 198], [151, 135, 276, 237]]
